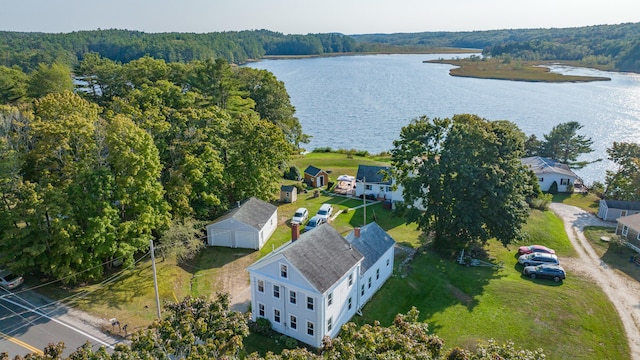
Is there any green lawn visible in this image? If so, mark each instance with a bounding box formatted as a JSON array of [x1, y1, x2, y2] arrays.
[[552, 192, 601, 213], [35, 153, 630, 358], [356, 210, 628, 359]]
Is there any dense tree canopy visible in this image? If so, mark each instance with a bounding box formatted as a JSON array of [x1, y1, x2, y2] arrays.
[[0, 55, 299, 282], [391, 114, 537, 250], [604, 141, 640, 201]]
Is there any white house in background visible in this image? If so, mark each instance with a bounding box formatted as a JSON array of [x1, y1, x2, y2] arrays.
[[354, 165, 403, 202], [521, 156, 580, 193], [598, 199, 640, 222], [206, 197, 277, 250], [247, 222, 395, 348]]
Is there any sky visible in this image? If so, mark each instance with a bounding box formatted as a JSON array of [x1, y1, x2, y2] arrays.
[[1, 0, 639, 35]]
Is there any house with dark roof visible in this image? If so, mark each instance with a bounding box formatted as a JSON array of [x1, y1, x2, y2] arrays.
[[206, 197, 277, 250], [247, 222, 395, 348], [303, 165, 329, 188], [355, 164, 403, 202], [616, 213, 640, 253], [598, 199, 640, 222], [521, 156, 579, 193]]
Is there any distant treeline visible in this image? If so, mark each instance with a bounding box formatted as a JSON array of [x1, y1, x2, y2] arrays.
[[0, 29, 357, 72], [1, 22, 640, 72], [352, 22, 640, 72]]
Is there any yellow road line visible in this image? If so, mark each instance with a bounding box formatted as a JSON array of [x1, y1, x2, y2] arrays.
[[0, 330, 43, 355]]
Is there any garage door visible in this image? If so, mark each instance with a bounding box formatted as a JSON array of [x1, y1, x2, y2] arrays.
[[211, 230, 232, 247], [235, 231, 256, 249]]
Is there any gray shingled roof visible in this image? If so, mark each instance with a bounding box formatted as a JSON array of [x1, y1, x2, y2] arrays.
[[605, 199, 640, 211], [278, 225, 363, 293], [520, 157, 578, 178], [304, 165, 324, 177], [214, 197, 277, 230], [356, 165, 391, 184], [344, 223, 395, 272], [618, 213, 640, 231], [280, 185, 296, 192]]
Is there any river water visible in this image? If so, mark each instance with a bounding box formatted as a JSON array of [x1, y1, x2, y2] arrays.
[[246, 54, 640, 184]]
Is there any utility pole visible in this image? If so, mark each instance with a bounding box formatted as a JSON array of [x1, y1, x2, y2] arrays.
[[363, 177, 366, 226], [150, 239, 162, 319]]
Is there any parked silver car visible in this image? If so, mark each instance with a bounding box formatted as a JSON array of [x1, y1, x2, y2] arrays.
[[316, 203, 333, 221], [291, 208, 309, 224], [518, 252, 559, 267], [0, 269, 24, 290]]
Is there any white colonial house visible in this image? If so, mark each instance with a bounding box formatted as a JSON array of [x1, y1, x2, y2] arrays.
[[521, 156, 580, 193], [354, 165, 403, 202], [206, 197, 277, 250], [247, 222, 395, 348]]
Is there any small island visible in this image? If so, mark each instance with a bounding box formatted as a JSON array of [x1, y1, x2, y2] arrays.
[[425, 57, 611, 82]]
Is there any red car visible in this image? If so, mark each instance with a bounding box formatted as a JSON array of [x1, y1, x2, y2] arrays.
[[518, 245, 556, 256]]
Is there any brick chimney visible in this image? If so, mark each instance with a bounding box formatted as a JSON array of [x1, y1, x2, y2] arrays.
[[292, 223, 300, 241], [354, 226, 361, 238]]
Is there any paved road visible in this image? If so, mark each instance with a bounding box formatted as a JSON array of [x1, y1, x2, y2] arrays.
[[0, 288, 123, 357]]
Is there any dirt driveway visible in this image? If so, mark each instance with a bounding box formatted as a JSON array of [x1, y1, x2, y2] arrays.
[[550, 203, 640, 360]]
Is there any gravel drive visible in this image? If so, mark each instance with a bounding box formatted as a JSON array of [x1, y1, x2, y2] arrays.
[[550, 203, 640, 360]]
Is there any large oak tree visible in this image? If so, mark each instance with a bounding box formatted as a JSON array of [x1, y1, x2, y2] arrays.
[[391, 114, 537, 250]]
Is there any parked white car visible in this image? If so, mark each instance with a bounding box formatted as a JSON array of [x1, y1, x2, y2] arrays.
[[518, 252, 559, 267], [316, 203, 333, 221], [291, 208, 309, 224]]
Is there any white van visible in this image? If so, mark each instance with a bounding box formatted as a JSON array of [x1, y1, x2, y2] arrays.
[[316, 203, 333, 221]]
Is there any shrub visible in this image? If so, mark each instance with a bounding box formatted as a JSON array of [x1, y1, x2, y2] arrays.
[[278, 335, 299, 349], [589, 181, 605, 197], [529, 193, 552, 210], [355, 150, 370, 157], [312, 147, 333, 153], [284, 166, 301, 181], [566, 183, 574, 193], [548, 181, 559, 194], [249, 317, 272, 336]]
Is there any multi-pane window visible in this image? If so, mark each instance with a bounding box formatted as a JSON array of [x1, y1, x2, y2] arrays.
[[289, 290, 296, 304], [623, 225, 629, 236], [258, 303, 265, 317], [273, 285, 280, 298], [368, 277, 372, 288], [257, 280, 264, 293], [365, 184, 372, 190], [348, 297, 352, 310], [376, 268, 380, 280], [327, 317, 333, 331], [328, 292, 333, 306], [560, 178, 569, 185], [274, 309, 281, 323], [348, 273, 353, 286], [290, 315, 297, 329], [307, 321, 314, 336], [280, 264, 288, 278], [307, 296, 314, 310], [361, 284, 365, 296], [387, 258, 390, 266]]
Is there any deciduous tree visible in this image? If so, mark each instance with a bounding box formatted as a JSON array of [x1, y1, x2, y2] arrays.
[[392, 114, 536, 250]]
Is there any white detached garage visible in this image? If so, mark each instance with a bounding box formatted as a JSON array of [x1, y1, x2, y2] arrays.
[[206, 197, 278, 250]]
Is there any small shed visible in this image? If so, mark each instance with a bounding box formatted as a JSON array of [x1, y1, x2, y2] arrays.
[[598, 199, 640, 222], [303, 165, 329, 188], [206, 197, 278, 250], [280, 185, 297, 203]]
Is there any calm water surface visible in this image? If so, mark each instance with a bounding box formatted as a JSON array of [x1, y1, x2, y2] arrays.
[[246, 54, 640, 183]]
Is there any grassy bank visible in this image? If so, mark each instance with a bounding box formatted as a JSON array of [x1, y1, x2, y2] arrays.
[[425, 58, 611, 82]]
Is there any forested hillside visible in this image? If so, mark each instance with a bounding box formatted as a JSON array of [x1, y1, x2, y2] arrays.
[[3, 23, 639, 73], [0, 55, 304, 282], [353, 22, 640, 72], [0, 29, 356, 71]]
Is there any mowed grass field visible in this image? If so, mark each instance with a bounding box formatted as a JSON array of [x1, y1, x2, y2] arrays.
[[39, 152, 629, 359]]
